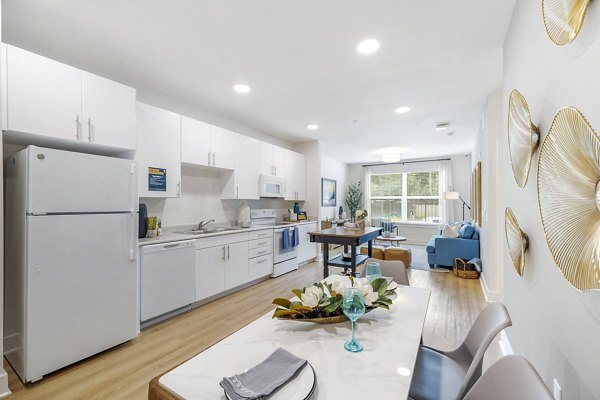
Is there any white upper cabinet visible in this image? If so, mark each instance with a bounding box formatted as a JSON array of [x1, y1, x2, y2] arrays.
[[230, 135, 260, 199], [284, 150, 306, 201], [181, 116, 235, 170], [181, 116, 212, 166], [3, 45, 136, 150], [81, 72, 136, 149], [136, 102, 182, 198], [3, 45, 82, 141], [260, 142, 285, 177]]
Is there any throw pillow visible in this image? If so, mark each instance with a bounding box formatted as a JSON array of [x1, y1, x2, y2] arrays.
[[442, 224, 460, 238], [459, 223, 475, 239], [472, 229, 479, 240]]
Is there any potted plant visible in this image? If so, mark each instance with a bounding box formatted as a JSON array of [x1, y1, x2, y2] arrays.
[[345, 182, 363, 222]]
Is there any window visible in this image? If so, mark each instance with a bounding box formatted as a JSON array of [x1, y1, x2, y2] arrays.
[[370, 171, 439, 223]]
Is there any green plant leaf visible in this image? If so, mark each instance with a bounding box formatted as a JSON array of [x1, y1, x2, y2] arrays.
[[272, 309, 299, 318], [290, 304, 313, 312], [321, 297, 343, 314], [272, 298, 292, 309], [292, 289, 303, 299], [371, 278, 389, 296]]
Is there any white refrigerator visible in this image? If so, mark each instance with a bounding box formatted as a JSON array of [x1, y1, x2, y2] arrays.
[[4, 146, 139, 383]]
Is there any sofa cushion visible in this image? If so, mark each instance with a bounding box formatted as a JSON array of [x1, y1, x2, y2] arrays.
[[442, 224, 460, 238], [471, 229, 479, 240], [459, 223, 475, 239]]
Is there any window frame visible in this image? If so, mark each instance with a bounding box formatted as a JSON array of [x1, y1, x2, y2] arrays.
[[370, 171, 440, 224]]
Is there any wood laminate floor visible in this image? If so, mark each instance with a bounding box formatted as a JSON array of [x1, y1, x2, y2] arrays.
[[4, 261, 487, 400]]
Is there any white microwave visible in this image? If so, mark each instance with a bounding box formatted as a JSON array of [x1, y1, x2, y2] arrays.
[[259, 174, 286, 198]]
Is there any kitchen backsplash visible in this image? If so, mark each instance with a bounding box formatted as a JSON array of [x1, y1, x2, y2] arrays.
[[142, 170, 305, 227]]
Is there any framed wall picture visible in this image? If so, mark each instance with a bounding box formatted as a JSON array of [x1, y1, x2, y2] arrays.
[[321, 178, 337, 207], [470, 161, 482, 226]]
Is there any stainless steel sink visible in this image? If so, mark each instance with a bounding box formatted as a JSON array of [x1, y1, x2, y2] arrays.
[[178, 227, 240, 235]]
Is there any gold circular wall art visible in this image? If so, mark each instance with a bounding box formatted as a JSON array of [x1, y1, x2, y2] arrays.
[[542, 0, 591, 46], [538, 107, 600, 291], [505, 207, 528, 277], [508, 89, 539, 188]]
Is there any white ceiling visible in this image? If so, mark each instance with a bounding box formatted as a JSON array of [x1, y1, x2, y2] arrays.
[[3, 0, 515, 164]]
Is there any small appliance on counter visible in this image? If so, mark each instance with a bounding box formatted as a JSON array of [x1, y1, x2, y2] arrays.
[[237, 202, 252, 228]]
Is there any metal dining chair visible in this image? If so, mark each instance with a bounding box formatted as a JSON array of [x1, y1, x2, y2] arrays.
[[408, 302, 512, 400], [359, 258, 410, 286], [463, 355, 553, 400]]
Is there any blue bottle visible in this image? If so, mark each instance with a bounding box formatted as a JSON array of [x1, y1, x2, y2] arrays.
[[293, 202, 300, 215]]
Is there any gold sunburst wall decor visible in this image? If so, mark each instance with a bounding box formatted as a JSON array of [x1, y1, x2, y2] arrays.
[[542, 0, 591, 46], [508, 89, 540, 188], [537, 107, 600, 291], [505, 207, 528, 276]]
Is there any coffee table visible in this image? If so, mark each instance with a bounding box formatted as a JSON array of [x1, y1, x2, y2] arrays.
[[376, 235, 407, 246]]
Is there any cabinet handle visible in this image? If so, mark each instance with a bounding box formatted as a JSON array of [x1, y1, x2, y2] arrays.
[[257, 250, 267, 255], [212, 152, 216, 166], [87, 118, 93, 142], [256, 258, 267, 264], [75, 115, 81, 140], [176, 181, 181, 196], [227, 244, 230, 260], [236, 186, 239, 199], [257, 241, 267, 247], [208, 151, 211, 165], [274, 165, 277, 176], [222, 245, 226, 261]]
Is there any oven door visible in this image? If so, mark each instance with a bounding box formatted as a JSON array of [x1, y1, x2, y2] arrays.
[[273, 228, 298, 263]]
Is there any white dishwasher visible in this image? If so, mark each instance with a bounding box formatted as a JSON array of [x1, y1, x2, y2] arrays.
[[140, 240, 196, 323]]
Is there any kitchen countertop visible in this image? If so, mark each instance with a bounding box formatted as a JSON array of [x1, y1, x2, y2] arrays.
[[138, 220, 317, 247]]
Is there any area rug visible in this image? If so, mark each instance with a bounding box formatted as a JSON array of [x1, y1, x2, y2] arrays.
[[405, 245, 449, 273]]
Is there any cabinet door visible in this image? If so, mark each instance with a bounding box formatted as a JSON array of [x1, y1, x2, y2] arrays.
[[5, 45, 82, 141], [181, 116, 212, 166], [272, 145, 286, 177], [249, 254, 274, 280], [195, 246, 226, 301], [136, 102, 182, 198], [225, 241, 249, 290], [234, 135, 260, 199], [298, 224, 318, 264], [81, 71, 136, 149], [284, 150, 306, 201], [259, 142, 275, 176], [211, 126, 236, 170]]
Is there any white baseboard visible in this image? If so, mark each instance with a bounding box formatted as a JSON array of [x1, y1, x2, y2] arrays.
[[499, 331, 513, 356], [479, 273, 500, 302]]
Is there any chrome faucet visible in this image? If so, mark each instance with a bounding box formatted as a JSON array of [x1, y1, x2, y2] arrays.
[[198, 219, 214, 230]]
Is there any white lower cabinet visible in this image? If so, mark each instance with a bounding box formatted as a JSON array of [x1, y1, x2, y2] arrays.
[[298, 223, 319, 265], [225, 241, 249, 290], [195, 245, 227, 302], [249, 254, 274, 281]]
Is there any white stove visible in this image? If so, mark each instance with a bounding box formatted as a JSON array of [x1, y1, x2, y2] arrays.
[[250, 209, 299, 277]]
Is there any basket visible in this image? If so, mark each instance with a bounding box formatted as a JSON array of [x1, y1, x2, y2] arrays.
[[453, 258, 480, 279], [276, 307, 375, 324]]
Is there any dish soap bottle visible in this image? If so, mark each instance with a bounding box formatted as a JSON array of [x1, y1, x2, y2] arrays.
[[293, 202, 300, 215]]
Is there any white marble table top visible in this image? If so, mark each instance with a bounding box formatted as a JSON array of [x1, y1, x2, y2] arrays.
[[159, 276, 431, 399]]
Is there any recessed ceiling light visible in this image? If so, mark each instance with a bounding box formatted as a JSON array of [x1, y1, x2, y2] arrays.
[[446, 131, 455, 137], [395, 106, 411, 114], [357, 39, 380, 54], [306, 124, 319, 130], [382, 153, 401, 163], [436, 123, 450, 131], [233, 84, 251, 93]]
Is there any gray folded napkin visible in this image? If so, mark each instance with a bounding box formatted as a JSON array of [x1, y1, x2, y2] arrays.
[[220, 348, 308, 400]]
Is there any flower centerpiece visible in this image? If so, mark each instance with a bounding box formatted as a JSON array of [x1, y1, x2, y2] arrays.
[[272, 277, 395, 324]]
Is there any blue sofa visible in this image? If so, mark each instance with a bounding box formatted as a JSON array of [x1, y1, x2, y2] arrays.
[[426, 222, 480, 268]]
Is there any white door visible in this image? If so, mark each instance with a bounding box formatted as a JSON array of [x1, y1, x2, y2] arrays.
[[5, 45, 82, 141], [181, 116, 212, 166], [26, 213, 137, 381], [140, 241, 196, 321], [195, 246, 226, 301], [81, 71, 136, 149], [225, 241, 249, 290], [234, 135, 260, 199], [24, 146, 136, 213], [136, 102, 182, 198], [272, 146, 286, 178], [211, 126, 236, 170]]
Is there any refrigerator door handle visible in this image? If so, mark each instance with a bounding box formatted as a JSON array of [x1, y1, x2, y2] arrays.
[[129, 212, 136, 261], [129, 163, 136, 212]]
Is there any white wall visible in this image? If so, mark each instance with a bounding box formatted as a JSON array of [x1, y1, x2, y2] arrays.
[[450, 153, 472, 221], [498, 1, 600, 397], [294, 140, 321, 220], [471, 89, 504, 301], [142, 167, 301, 227], [0, 0, 10, 394], [320, 156, 349, 220]]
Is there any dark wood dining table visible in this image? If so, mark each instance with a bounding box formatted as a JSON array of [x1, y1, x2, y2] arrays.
[[308, 226, 383, 278]]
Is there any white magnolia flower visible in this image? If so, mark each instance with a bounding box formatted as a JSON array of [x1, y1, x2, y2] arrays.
[[355, 280, 379, 306], [331, 280, 348, 295], [301, 286, 323, 308]]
